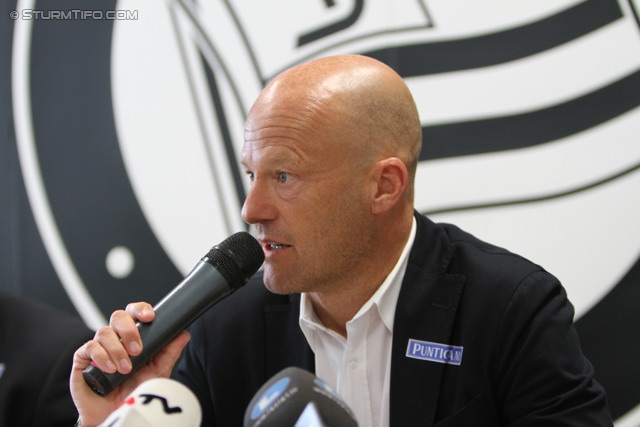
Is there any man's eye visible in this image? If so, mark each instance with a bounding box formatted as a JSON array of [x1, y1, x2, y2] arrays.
[[278, 172, 289, 183], [247, 172, 255, 182]]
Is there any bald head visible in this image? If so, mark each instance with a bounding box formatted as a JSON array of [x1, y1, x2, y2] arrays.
[[246, 55, 422, 187]]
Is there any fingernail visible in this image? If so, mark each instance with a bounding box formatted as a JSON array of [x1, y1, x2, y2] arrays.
[[105, 360, 116, 372], [120, 358, 131, 372], [129, 341, 141, 354]]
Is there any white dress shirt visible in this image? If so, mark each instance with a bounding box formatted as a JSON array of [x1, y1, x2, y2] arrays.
[[299, 218, 417, 427]]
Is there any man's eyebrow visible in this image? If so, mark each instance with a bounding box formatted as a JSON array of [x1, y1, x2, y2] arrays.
[[241, 154, 301, 170]]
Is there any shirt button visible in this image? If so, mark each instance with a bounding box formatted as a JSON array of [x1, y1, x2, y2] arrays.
[[348, 359, 358, 369]]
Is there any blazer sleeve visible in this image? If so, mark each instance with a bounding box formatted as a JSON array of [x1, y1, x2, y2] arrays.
[[494, 270, 612, 426], [173, 315, 218, 427]]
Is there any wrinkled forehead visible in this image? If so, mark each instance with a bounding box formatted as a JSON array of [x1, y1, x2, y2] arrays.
[[241, 137, 305, 166], [243, 95, 344, 152]]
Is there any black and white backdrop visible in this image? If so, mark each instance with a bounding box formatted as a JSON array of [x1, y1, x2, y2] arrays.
[[1, 0, 639, 424]]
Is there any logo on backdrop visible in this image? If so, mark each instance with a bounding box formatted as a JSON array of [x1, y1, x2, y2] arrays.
[[11, 0, 640, 421]]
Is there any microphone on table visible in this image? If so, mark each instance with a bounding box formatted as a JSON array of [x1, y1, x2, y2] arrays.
[[83, 231, 264, 396], [98, 378, 201, 427], [244, 367, 358, 427]]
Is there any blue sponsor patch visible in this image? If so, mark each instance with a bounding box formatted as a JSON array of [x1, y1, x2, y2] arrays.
[[406, 339, 463, 365]]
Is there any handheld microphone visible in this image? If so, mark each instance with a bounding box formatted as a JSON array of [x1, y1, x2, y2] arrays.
[[244, 367, 358, 427], [98, 378, 201, 427], [84, 231, 264, 396]]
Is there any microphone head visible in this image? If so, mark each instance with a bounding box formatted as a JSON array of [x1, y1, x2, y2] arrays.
[[205, 231, 264, 289], [98, 378, 201, 427], [244, 367, 358, 427]]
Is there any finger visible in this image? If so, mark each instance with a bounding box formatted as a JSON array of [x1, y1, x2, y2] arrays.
[[72, 339, 101, 372], [125, 301, 155, 323], [109, 308, 144, 360], [92, 325, 131, 373]]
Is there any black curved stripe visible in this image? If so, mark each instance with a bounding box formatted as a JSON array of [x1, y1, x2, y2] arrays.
[[298, 0, 364, 46], [29, 1, 184, 316], [364, 0, 622, 77], [419, 68, 640, 161], [576, 255, 640, 419], [219, 0, 265, 85], [422, 161, 640, 216], [628, 0, 640, 29], [200, 53, 247, 210]]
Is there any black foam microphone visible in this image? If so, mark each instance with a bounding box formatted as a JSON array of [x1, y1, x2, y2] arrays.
[[83, 231, 264, 396], [244, 367, 358, 427]]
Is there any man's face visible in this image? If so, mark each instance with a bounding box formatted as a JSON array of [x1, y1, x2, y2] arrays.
[[240, 98, 373, 295]]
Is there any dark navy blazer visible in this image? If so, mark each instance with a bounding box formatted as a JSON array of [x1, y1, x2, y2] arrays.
[[174, 213, 612, 426]]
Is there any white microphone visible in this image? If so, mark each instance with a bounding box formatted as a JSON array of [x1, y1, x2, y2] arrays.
[[98, 378, 201, 427]]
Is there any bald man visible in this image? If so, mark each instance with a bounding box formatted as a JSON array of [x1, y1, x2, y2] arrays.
[[70, 55, 612, 426]]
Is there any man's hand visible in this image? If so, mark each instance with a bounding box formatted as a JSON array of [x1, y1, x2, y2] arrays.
[[69, 302, 191, 427]]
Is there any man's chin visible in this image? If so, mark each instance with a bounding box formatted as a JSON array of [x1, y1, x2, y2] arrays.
[[263, 281, 284, 295], [262, 272, 298, 295]]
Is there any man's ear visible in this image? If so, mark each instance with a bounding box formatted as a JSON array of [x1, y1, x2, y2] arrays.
[[370, 157, 409, 214]]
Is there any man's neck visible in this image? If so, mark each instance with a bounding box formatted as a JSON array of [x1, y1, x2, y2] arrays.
[[306, 215, 416, 337]]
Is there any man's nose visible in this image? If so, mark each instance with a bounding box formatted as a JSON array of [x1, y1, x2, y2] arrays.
[[241, 180, 277, 225]]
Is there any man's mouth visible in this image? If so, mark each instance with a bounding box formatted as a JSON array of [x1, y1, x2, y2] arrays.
[[266, 242, 291, 250]]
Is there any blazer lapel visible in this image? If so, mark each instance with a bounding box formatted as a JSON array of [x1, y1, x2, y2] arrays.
[[389, 214, 466, 426]]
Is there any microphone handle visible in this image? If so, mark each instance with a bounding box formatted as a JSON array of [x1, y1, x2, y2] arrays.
[[83, 260, 231, 396]]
